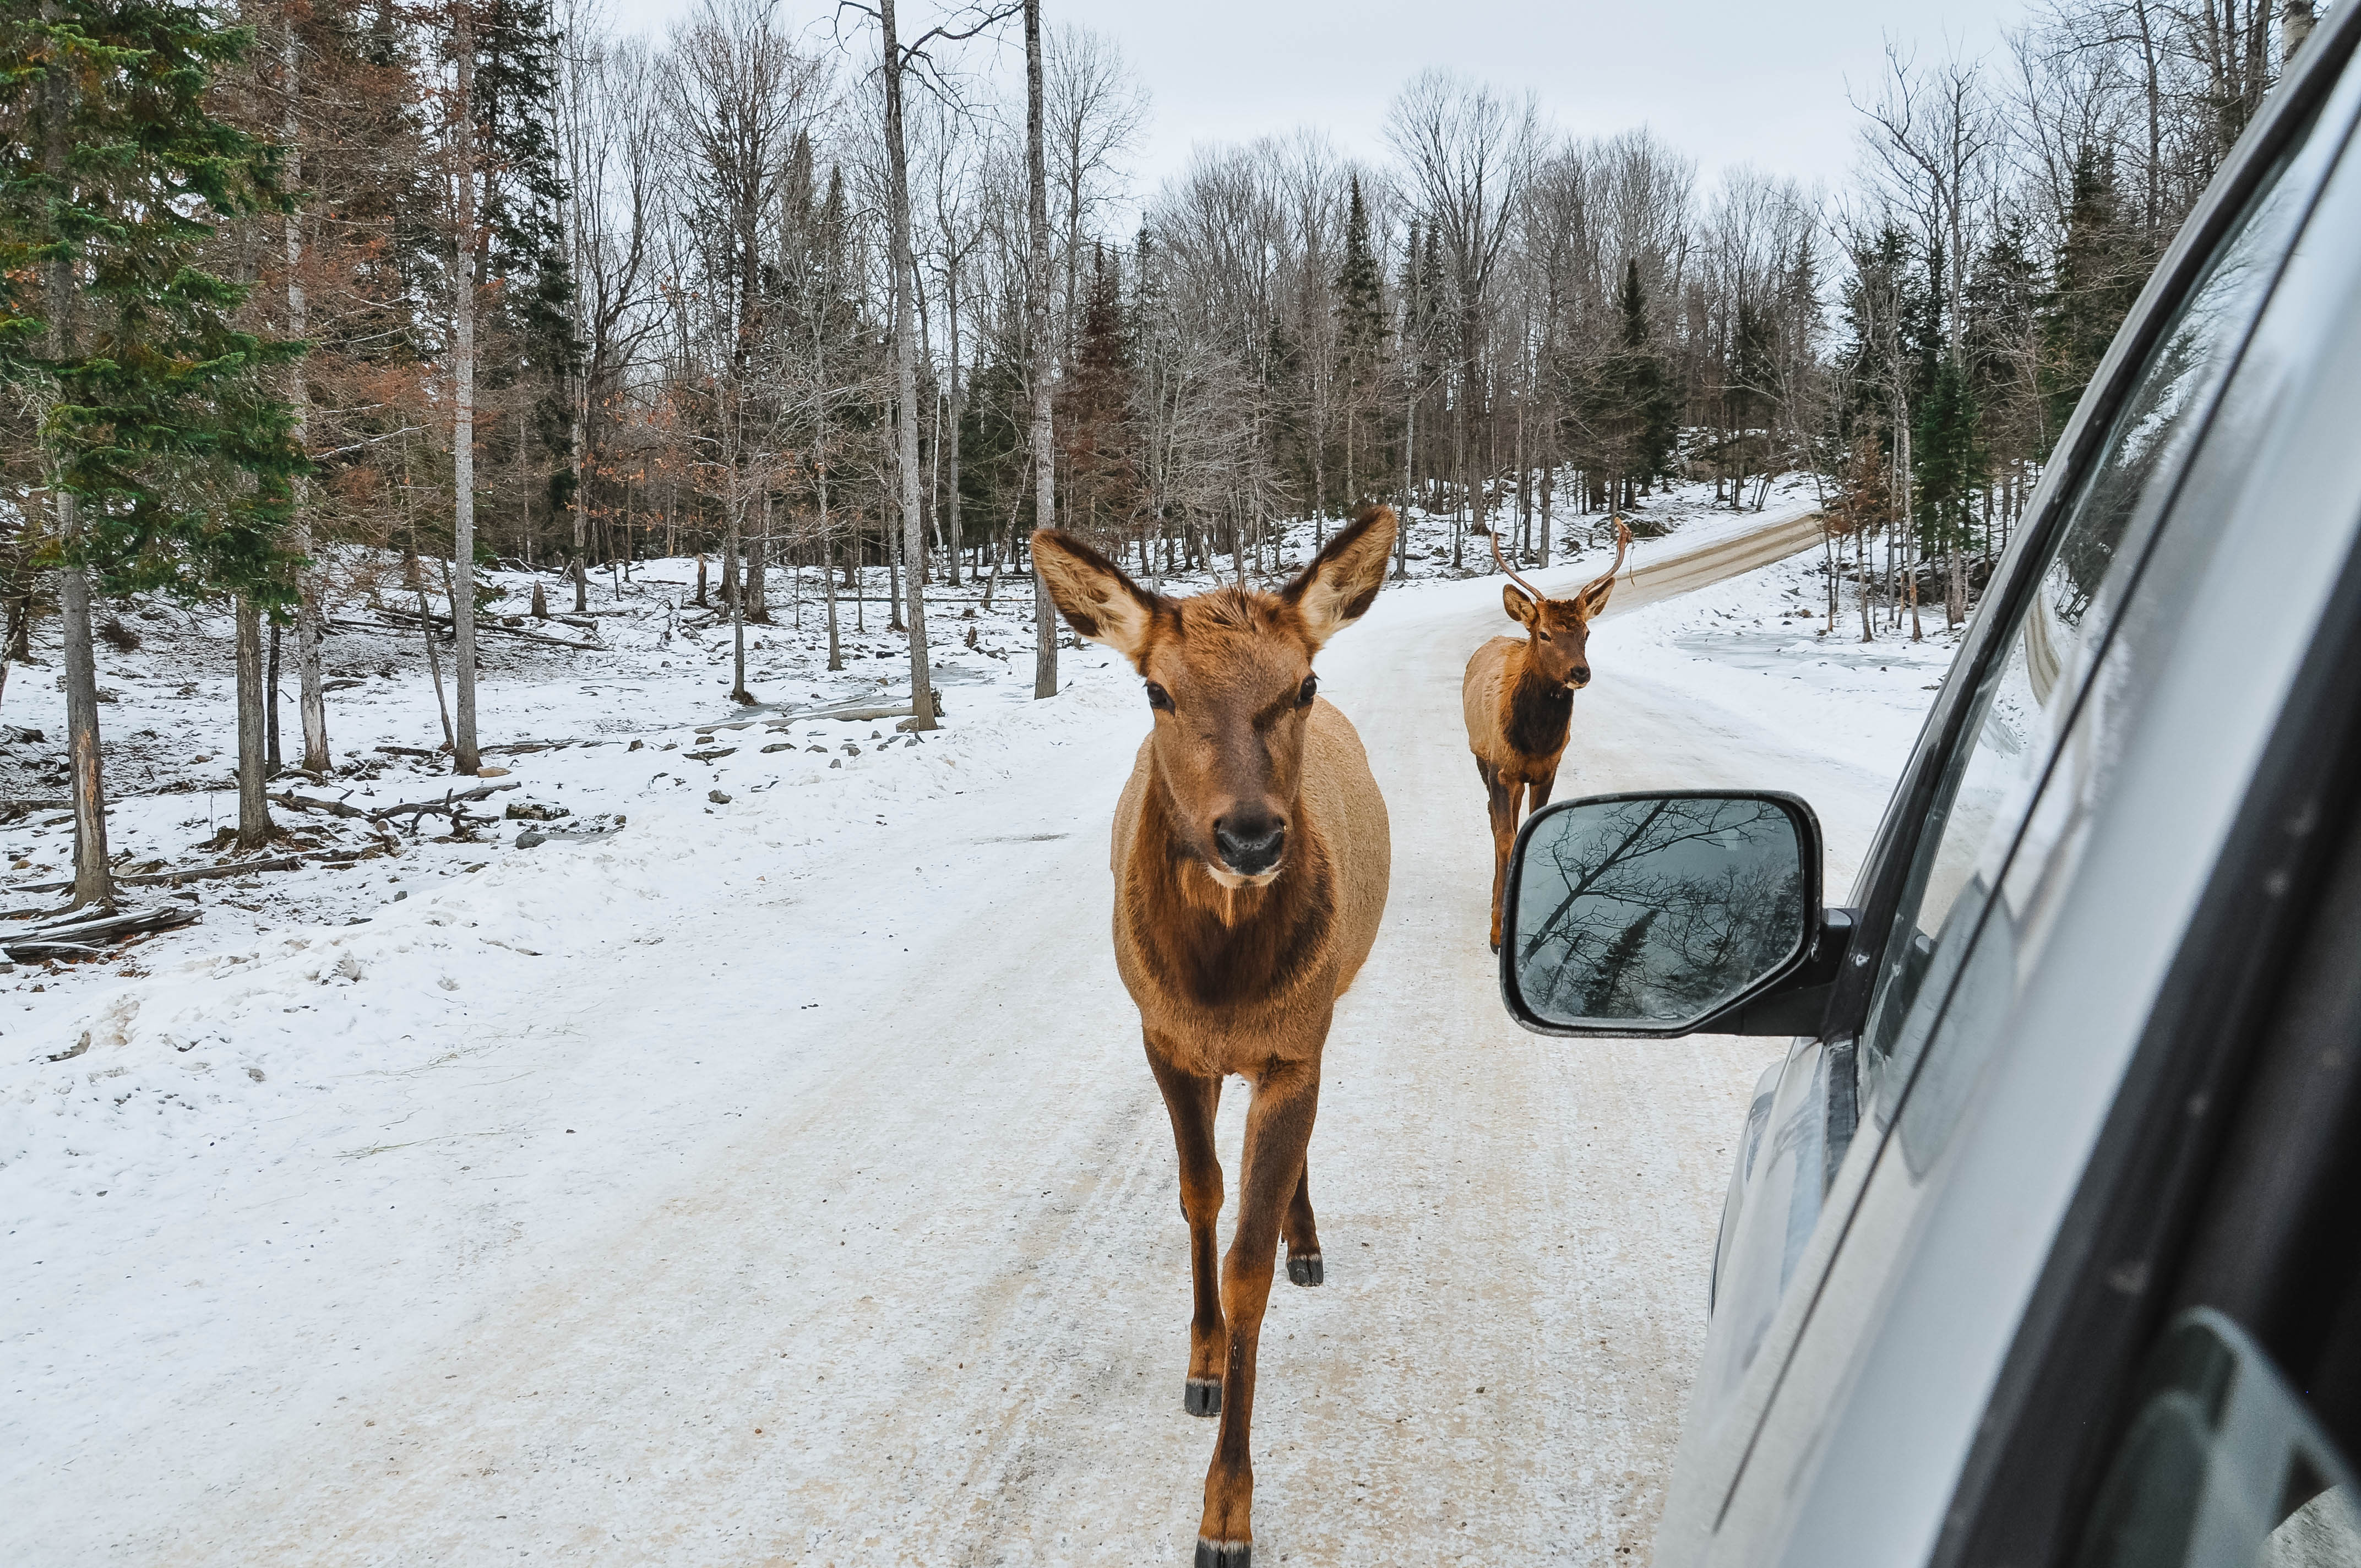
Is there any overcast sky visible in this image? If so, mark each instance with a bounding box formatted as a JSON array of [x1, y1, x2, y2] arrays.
[[599, 0, 2036, 205]]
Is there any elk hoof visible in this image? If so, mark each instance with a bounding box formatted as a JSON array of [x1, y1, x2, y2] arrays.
[[1184, 1376, 1222, 1417], [1488, 936, 1502, 954], [1195, 1539, 1250, 1567], [1287, 1250, 1324, 1287]]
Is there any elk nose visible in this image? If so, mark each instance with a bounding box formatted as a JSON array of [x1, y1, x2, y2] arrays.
[[1571, 665, 1592, 687], [1214, 813, 1287, 876]]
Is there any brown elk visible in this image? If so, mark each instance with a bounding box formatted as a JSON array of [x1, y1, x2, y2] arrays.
[[1462, 519, 1631, 950], [1031, 506, 1397, 1568]]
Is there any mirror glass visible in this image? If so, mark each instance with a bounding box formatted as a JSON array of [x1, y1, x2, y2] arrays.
[[1511, 795, 1808, 1030]]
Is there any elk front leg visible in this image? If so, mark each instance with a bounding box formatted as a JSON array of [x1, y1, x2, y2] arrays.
[[1149, 1047, 1227, 1418], [1487, 771, 1524, 952], [1198, 1055, 1320, 1568], [1283, 1164, 1321, 1286]]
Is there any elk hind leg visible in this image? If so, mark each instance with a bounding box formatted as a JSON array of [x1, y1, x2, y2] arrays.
[[1283, 1164, 1322, 1287], [1150, 1046, 1228, 1418], [1199, 1058, 1320, 1567]]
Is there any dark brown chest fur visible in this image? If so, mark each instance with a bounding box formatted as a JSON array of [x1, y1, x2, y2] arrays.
[[1125, 796, 1338, 1015], [1504, 664, 1573, 760]]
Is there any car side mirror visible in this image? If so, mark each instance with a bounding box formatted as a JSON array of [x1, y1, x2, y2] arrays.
[[1498, 791, 1849, 1038]]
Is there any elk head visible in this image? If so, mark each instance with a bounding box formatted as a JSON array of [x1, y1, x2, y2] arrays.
[[1493, 519, 1631, 692], [1033, 507, 1397, 889]]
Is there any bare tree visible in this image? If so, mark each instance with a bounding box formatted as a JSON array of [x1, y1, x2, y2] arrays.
[[1027, 0, 1055, 698], [1386, 70, 1538, 567], [1046, 23, 1149, 352], [447, 2, 483, 775]]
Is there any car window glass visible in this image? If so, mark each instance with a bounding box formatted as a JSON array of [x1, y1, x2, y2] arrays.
[[1682, 83, 2360, 1479], [1857, 122, 2327, 1136]]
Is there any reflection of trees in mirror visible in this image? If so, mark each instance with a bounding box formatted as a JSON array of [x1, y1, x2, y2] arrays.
[[1517, 799, 1805, 1025]]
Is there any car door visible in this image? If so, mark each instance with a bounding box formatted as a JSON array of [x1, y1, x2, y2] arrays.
[[1658, 10, 2361, 1563]]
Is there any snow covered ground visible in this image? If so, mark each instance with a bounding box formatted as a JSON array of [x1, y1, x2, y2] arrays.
[[1, 474, 1962, 1565]]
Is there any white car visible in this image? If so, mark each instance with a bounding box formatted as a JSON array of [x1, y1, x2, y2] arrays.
[[1497, 7, 2361, 1564]]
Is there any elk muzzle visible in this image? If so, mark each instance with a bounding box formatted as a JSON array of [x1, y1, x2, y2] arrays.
[[1212, 811, 1287, 879]]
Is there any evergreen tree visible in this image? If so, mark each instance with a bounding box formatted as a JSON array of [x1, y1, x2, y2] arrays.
[[1963, 211, 2046, 461], [1334, 172, 1385, 508], [2041, 144, 2145, 438], [2, 0, 305, 902], [469, 0, 578, 549], [1060, 243, 1136, 542], [1577, 258, 1678, 509]]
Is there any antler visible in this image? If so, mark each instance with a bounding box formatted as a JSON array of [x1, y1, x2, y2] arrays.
[[1484, 523, 1547, 602], [1577, 516, 1633, 608]]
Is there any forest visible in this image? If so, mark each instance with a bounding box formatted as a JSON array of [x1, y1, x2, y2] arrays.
[[0, 0, 2320, 910]]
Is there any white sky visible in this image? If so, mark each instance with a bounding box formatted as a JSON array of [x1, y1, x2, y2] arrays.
[[599, 0, 2037, 205]]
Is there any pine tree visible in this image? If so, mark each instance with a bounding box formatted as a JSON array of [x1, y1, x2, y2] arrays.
[[2, 0, 306, 901], [1060, 243, 1136, 545], [2041, 144, 2145, 439], [1911, 241, 1981, 628], [1577, 259, 1678, 510], [1334, 172, 1385, 511], [471, 0, 578, 557]]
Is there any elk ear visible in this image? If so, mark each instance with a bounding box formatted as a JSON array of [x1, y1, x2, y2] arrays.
[[1031, 529, 1162, 665], [1503, 584, 1538, 626], [1283, 504, 1397, 649]]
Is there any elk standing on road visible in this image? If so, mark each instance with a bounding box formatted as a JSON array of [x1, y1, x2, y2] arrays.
[[1032, 506, 1397, 1568], [1462, 519, 1630, 950]]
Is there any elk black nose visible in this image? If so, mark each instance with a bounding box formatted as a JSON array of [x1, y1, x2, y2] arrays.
[[1214, 813, 1286, 876], [1571, 665, 1592, 686]]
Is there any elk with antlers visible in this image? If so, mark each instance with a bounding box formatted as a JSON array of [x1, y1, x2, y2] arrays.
[[1031, 506, 1398, 1568], [1463, 519, 1631, 950]]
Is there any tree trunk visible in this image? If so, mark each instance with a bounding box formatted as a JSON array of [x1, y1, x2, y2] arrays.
[[284, 19, 330, 776], [236, 596, 274, 851], [945, 287, 965, 589], [451, 13, 481, 775], [1539, 458, 1553, 569], [265, 620, 282, 770], [414, 566, 455, 751], [42, 23, 111, 910], [1026, 0, 1057, 701], [879, 0, 937, 728], [728, 469, 752, 704], [747, 494, 770, 623], [59, 549, 113, 908]]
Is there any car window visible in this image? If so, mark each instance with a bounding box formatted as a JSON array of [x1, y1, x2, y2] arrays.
[[1857, 118, 2330, 1145], [1678, 80, 2360, 1496]]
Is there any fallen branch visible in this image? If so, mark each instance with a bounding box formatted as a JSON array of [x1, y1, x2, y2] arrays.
[[369, 781, 522, 827], [6, 847, 385, 899], [338, 609, 596, 651], [6, 903, 199, 960]]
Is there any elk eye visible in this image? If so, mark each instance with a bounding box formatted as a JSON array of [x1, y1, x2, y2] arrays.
[[1145, 682, 1173, 712], [1297, 674, 1318, 707], [1536, 630, 1552, 642]]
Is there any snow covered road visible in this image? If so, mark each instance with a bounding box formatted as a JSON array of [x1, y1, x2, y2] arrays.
[[6, 510, 1927, 1566]]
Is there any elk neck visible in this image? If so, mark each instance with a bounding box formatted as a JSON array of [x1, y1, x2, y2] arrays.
[[1504, 643, 1576, 759], [1125, 770, 1339, 1014]]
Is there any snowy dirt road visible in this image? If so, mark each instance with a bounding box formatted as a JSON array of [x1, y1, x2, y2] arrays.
[[9, 511, 1916, 1567]]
